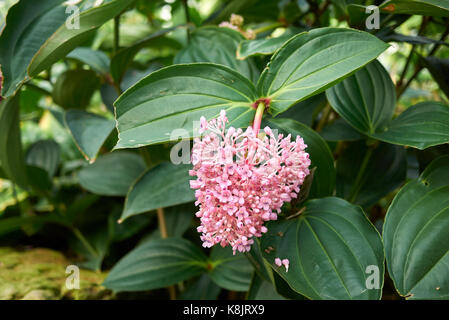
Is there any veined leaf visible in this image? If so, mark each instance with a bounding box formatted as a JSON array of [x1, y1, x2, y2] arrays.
[[257, 28, 389, 116], [121, 162, 195, 221], [0, 94, 28, 188], [326, 60, 396, 135], [383, 155, 449, 299], [261, 197, 384, 300], [65, 110, 115, 162], [0, 0, 66, 97], [114, 63, 257, 149], [28, 0, 135, 77], [380, 0, 449, 17], [208, 246, 254, 292], [78, 151, 146, 196], [372, 102, 449, 150], [103, 238, 208, 292]]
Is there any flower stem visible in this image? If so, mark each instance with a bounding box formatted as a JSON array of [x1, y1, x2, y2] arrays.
[[253, 102, 265, 135]]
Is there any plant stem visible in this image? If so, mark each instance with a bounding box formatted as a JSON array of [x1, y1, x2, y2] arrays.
[[182, 0, 191, 43], [315, 103, 332, 132], [157, 207, 169, 239], [348, 146, 374, 203], [252, 102, 265, 135], [157, 207, 176, 299], [72, 227, 98, 257], [114, 15, 120, 54], [253, 22, 284, 34]]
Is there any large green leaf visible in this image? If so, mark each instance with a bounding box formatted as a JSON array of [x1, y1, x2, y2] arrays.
[[114, 63, 257, 149], [257, 28, 389, 116], [266, 118, 336, 198], [78, 151, 146, 196], [326, 60, 396, 135], [103, 238, 208, 292], [336, 141, 406, 207], [25, 139, 61, 178], [327, 60, 449, 149], [174, 27, 260, 83], [261, 197, 384, 300], [65, 110, 115, 162], [380, 0, 449, 17], [372, 102, 449, 150], [121, 162, 195, 221], [28, 0, 135, 77], [383, 155, 449, 299], [0, 94, 28, 188], [0, 0, 66, 97], [52, 69, 100, 109], [208, 246, 254, 292]]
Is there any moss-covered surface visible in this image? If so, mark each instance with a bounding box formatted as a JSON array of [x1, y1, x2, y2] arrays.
[[0, 247, 113, 300]]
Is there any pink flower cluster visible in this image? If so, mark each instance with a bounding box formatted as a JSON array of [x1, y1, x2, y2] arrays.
[[189, 110, 311, 254]]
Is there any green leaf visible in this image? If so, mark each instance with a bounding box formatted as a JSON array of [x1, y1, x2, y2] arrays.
[[383, 155, 449, 299], [141, 203, 195, 240], [25, 139, 61, 178], [180, 274, 221, 300], [326, 60, 396, 135], [78, 151, 146, 196], [28, 0, 135, 77], [65, 110, 115, 162], [371, 102, 449, 150], [208, 246, 254, 292], [261, 197, 384, 300], [380, 0, 449, 17], [237, 35, 291, 60], [174, 26, 260, 84], [336, 142, 406, 207], [67, 47, 110, 75], [69, 226, 110, 271], [0, 0, 67, 97], [121, 162, 195, 221], [257, 28, 389, 116], [0, 94, 28, 188], [114, 63, 257, 149], [277, 93, 326, 127], [327, 61, 449, 149], [52, 69, 100, 109], [103, 238, 208, 292], [110, 28, 180, 84], [266, 118, 336, 198]]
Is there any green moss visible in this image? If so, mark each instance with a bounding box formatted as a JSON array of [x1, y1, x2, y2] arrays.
[[0, 247, 113, 300]]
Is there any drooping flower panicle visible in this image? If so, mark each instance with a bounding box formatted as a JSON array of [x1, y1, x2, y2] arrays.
[[190, 110, 311, 254]]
